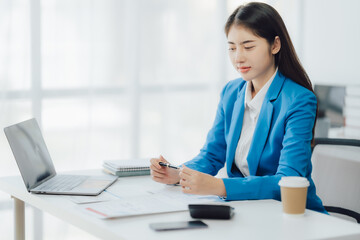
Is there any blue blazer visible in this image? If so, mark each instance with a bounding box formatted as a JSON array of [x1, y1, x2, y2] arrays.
[[184, 71, 326, 213]]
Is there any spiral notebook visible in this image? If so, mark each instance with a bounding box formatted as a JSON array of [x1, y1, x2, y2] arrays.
[[102, 159, 150, 177]]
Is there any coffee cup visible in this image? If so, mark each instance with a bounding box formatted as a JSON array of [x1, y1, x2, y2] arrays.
[[278, 176, 310, 216]]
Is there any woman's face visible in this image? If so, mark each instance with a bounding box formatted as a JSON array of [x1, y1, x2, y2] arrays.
[[227, 25, 280, 83]]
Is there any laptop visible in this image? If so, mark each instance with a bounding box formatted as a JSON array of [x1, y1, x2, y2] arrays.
[[4, 118, 118, 196]]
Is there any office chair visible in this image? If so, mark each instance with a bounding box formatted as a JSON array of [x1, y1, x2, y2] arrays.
[[311, 138, 360, 223]]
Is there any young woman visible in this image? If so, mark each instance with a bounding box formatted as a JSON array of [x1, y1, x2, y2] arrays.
[[150, 2, 326, 213]]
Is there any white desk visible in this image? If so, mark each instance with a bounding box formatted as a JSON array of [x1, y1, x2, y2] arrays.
[[1, 170, 360, 240]]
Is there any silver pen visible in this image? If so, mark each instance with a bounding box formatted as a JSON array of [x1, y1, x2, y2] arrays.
[[159, 162, 180, 169]]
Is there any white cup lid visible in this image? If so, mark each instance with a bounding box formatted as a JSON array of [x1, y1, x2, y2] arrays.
[[278, 176, 310, 188]]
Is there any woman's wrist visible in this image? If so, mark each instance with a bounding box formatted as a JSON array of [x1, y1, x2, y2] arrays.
[[214, 178, 227, 197]]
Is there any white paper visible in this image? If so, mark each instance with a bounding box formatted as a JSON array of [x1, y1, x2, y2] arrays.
[[82, 185, 223, 219], [68, 191, 117, 204], [146, 185, 223, 204], [82, 195, 187, 219]]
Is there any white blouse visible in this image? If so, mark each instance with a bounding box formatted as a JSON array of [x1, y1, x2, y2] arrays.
[[234, 70, 278, 177]]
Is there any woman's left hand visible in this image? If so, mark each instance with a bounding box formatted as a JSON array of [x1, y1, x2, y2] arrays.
[[179, 166, 226, 197]]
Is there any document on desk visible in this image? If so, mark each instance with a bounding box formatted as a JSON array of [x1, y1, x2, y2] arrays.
[[81, 185, 223, 219], [68, 191, 117, 204]]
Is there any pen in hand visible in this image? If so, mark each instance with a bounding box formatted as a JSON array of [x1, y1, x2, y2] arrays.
[[159, 162, 180, 170]]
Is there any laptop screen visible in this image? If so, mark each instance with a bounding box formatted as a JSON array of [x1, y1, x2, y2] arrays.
[[4, 118, 56, 191]]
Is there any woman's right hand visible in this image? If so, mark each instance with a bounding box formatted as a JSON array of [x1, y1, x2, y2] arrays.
[[150, 155, 180, 184]]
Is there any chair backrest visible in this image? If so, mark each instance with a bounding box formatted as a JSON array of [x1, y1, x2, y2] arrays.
[[311, 138, 360, 222]]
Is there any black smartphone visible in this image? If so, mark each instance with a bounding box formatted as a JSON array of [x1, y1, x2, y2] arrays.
[[149, 220, 208, 231]]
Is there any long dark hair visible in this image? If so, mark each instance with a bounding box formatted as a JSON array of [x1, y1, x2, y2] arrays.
[[225, 2, 317, 143]]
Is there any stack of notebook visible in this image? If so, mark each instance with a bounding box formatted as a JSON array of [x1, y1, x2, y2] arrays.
[[102, 159, 151, 177]]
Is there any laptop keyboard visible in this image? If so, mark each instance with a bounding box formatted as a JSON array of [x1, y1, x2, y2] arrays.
[[35, 175, 88, 192]]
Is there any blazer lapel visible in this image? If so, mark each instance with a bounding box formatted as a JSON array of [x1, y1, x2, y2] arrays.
[[226, 85, 246, 176], [247, 102, 274, 175], [247, 72, 286, 176]]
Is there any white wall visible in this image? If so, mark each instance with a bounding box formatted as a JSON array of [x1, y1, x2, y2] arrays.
[[302, 0, 360, 86]]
